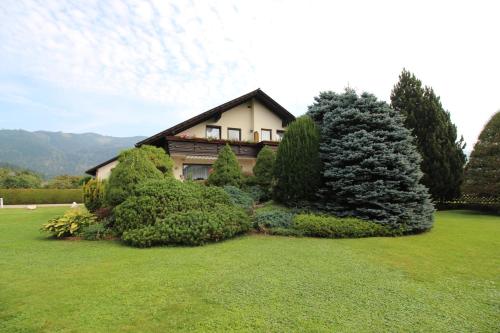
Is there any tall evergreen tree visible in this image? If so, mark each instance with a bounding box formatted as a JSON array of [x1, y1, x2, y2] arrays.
[[308, 89, 434, 233], [273, 116, 321, 205], [462, 111, 500, 197], [207, 144, 243, 187], [391, 69, 466, 201], [253, 146, 276, 196]]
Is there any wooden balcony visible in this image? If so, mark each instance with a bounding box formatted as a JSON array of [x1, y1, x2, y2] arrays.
[[165, 136, 278, 158]]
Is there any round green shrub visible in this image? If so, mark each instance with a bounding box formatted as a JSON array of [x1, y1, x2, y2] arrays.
[[122, 204, 251, 247], [113, 178, 232, 234], [207, 144, 243, 187]]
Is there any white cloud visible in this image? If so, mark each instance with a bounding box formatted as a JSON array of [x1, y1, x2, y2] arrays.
[[0, 0, 499, 146]]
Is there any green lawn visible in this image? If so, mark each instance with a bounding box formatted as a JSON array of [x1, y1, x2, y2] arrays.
[[0, 208, 498, 332]]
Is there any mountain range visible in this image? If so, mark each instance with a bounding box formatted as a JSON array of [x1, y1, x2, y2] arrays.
[[0, 129, 146, 178]]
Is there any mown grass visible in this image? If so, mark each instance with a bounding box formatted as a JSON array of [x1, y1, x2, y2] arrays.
[[0, 208, 498, 332]]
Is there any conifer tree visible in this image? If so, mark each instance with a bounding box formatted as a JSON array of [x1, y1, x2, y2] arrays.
[[308, 89, 434, 233], [391, 69, 466, 201], [462, 111, 500, 197], [273, 116, 321, 205], [105, 145, 173, 207], [253, 145, 276, 195], [207, 144, 243, 187]]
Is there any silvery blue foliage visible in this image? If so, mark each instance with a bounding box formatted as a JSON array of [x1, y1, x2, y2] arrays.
[[308, 89, 434, 232]]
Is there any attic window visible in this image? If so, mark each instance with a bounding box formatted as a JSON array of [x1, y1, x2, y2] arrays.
[[228, 128, 241, 141], [206, 125, 221, 139], [261, 129, 272, 141]]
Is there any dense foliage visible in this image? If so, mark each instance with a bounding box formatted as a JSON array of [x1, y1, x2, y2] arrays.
[[274, 116, 321, 205], [83, 179, 105, 212], [253, 209, 295, 230], [308, 89, 434, 233], [46, 175, 83, 189], [293, 214, 390, 238], [80, 223, 108, 241], [207, 144, 243, 187], [122, 205, 250, 247], [223, 185, 254, 212], [0, 166, 43, 189], [0, 188, 82, 204], [113, 178, 229, 230], [462, 111, 500, 197], [391, 69, 466, 201], [41, 208, 96, 238], [252, 146, 276, 199], [105, 145, 173, 207]]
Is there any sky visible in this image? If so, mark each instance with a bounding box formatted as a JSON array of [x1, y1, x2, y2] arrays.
[[0, 0, 499, 149]]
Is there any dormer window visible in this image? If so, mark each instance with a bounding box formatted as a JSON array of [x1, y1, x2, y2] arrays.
[[206, 125, 221, 139], [261, 129, 272, 141]]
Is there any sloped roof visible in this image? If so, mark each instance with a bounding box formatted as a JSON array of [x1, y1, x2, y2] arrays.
[[135, 88, 295, 146]]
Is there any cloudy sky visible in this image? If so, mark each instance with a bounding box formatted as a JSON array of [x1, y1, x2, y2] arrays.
[[0, 0, 498, 147]]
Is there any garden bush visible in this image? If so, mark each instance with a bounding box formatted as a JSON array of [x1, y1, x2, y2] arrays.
[[122, 204, 251, 247], [253, 210, 295, 230], [83, 178, 105, 212], [80, 223, 108, 241], [207, 144, 243, 187], [293, 214, 392, 238], [41, 208, 96, 238], [0, 188, 83, 204], [267, 227, 304, 237], [114, 178, 232, 234], [223, 185, 254, 212], [105, 145, 173, 207], [253, 146, 276, 200]]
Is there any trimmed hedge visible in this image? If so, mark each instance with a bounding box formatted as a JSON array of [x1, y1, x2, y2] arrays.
[[0, 189, 83, 205], [122, 204, 250, 247], [293, 214, 392, 238]]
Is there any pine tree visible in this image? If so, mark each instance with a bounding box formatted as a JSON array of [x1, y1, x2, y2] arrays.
[[462, 111, 500, 197], [207, 144, 243, 187], [105, 145, 174, 207], [308, 89, 434, 233], [273, 116, 321, 205], [391, 69, 466, 201], [252, 146, 276, 197]]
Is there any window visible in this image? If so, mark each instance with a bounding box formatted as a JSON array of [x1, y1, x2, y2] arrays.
[[206, 125, 221, 139], [227, 128, 241, 141], [276, 130, 285, 141], [261, 129, 272, 141], [183, 164, 211, 180]]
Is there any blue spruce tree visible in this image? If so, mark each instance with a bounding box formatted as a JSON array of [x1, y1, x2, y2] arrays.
[[308, 89, 434, 233]]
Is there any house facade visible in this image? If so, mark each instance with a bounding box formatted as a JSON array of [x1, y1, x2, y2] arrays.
[[86, 89, 295, 180]]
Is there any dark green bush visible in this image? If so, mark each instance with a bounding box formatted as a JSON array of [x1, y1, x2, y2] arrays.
[[223, 185, 254, 212], [114, 178, 232, 234], [293, 214, 392, 238], [122, 204, 251, 247], [0, 189, 83, 204], [242, 185, 265, 203], [253, 210, 295, 230], [80, 223, 108, 241], [83, 179, 105, 212]]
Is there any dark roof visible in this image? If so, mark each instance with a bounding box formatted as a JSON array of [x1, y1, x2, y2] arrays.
[[85, 155, 118, 176], [135, 88, 295, 146]]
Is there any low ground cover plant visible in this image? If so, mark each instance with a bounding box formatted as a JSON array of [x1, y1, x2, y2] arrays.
[[293, 214, 393, 238], [223, 185, 254, 212], [80, 223, 109, 241], [253, 209, 295, 230], [41, 208, 96, 238]]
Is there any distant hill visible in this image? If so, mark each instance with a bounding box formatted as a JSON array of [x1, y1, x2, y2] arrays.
[[0, 130, 146, 178]]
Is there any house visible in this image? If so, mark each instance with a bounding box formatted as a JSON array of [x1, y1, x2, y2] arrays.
[[86, 89, 295, 180]]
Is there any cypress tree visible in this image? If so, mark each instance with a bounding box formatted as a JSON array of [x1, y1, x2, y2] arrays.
[[207, 144, 243, 187], [462, 111, 500, 197], [253, 145, 276, 195], [105, 145, 174, 207], [391, 69, 466, 201], [308, 89, 434, 233], [273, 116, 321, 205]]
